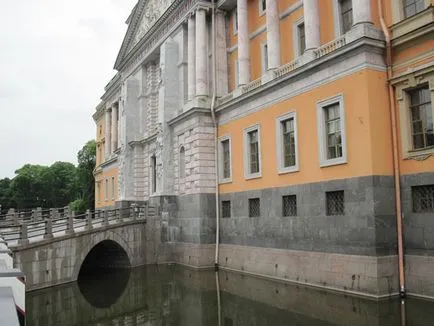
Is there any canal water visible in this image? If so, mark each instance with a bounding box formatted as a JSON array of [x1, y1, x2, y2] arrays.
[[27, 265, 434, 326]]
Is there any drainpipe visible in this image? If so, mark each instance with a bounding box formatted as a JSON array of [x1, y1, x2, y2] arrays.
[[210, 0, 220, 270], [378, 0, 405, 298]]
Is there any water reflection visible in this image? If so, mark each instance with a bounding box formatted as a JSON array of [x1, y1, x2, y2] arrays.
[[27, 265, 434, 326], [77, 268, 131, 309]]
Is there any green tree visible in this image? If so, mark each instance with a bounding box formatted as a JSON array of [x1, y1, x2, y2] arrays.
[[10, 164, 49, 209], [43, 162, 78, 208], [76, 140, 96, 210], [0, 178, 14, 211]]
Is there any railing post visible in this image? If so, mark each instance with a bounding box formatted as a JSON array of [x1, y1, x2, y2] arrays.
[[44, 217, 53, 239], [85, 209, 93, 231], [19, 211, 25, 222], [131, 203, 138, 221], [36, 207, 42, 221], [18, 222, 29, 246], [63, 206, 70, 219], [7, 208, 16, 222], [103, 209, 109, 227], [50, 208, 58, 220], [66, 211, 74, 234]]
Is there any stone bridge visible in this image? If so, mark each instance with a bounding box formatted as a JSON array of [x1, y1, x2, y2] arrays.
[[0, 205, 164, 291]]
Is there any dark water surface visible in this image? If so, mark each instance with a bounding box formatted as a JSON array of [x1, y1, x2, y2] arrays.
[[27, 265, 434, 326]]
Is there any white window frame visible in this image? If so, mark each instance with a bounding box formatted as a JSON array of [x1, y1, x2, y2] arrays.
[[259, 0, 266, 16], [332, 0, 352, 37], [261, 42, 268, 74], [104, 178, 108, 201], [391, 0, 430, 23], [293, 18, 305, 58], [234, 59, 239, 88], [394, 70, 434, 159], [276, 111, 299, 174], [316, 94, 348, 167], [244, 124, 262, 179], [233, 9, 238, 35], [111, 176, 115, 200], [218, 135, 232, 184]]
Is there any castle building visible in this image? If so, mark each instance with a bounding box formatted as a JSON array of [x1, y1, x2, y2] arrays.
[[93, 0, 434, 298]]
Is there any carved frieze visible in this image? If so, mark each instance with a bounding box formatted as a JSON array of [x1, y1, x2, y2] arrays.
[[131, 0, 176, 51]]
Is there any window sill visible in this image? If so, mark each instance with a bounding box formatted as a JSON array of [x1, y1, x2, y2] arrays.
[[219, 178, 232, 184], [404, 147, 434, 160], [278, 166, 299, 175], [245, 172, 262, 180], [319, 158, 348, 168]]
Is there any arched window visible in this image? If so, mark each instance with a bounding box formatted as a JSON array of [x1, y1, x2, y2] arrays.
[[179, 147, 185, 179]]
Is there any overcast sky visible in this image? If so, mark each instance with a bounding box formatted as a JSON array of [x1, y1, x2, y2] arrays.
[[0, 0, 137, 178]]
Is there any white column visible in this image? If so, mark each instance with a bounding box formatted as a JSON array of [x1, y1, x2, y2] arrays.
[[304, 0, 320, 51], [352, 0, 372, 25], [265, 0, 280, 69], [195, 8, 208, 97], [216, 10, 228, 96], [187, 15, 196, 100], [104, 108, 112, 159], [237, 0, 250, 85], [111, 103, 118, 152]]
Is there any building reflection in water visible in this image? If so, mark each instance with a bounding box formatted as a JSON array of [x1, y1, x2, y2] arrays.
[[26, 265, 433, 326]]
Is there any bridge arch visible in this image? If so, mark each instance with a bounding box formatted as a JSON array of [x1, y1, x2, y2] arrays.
[[72, 230, 133, 281]]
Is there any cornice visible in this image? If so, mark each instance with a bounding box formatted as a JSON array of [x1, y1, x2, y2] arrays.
[[167, 107, 211, 126], [115, 0, 213, 75], [92, 102, 105, 122], [101, 74, 122, 102], [100, 156, 118, 169]]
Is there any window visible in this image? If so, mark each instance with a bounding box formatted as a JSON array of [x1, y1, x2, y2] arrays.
[[259, 0, 266, 15], [282, 195, 297, 216], [179, 147, 186, 179], [409, 86, 433, 150], [234, 59, 239, 88], [111, 176, 115, 200], [104, 179, 108, 201], [151, 155, 157, 193], [403, 0, 425, 18], [298, 23, 306, 55], [276, 112, 298, 173], [261, 43, 268, 73], [219, 136, 232, 182], [97, 183, 101, 203], [233, 10, 238, 34], [340, 0, 353, 34], [317, 94, 347, 167], [249, 198, 260, 217], [222, 201, 231, 218], [244, 125, 261, 179], [326, 191, 345, 216], [412, 185, 434, 213]]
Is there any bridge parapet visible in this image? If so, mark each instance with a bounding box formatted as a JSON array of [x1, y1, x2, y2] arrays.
[[0, 204, 155, 249]]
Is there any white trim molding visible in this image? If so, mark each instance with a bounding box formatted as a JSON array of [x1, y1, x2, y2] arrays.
[[316, 94, 348, 167], [293, 17, 305, 58], [244, 124, 262, 179], [276, 111, 299, 174], [259, 0, 266, 17], [261, 41, 268, 74], [218, 134, 233, 184]]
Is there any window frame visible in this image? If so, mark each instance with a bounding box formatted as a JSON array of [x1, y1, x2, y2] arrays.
[[293, 18, 306, 58], [111, 176, 115, 200], [276, 111, 299, 174], [248, 198, 261, 218], [391, 0, 430, 23], [333, 0, 353, 37], [409, 85, 433, 151], [179, 146, 186, 180], [326, 190, 345, 216], [221, 200, 232, 218], [244, 124, 262, 180], [150, 154, 157, 194], [403, 0, 426, 19], [233, 9, 238, 35], [259, 0, 266, 16], [104, 178, 108, 201], [218, 135, 232, 184], [394, 70, 434, 159], [261, 42, 268, 74], [282, 195, 297, 217], [317, 94, 348, 167]]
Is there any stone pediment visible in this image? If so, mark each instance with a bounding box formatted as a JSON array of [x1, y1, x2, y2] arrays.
[[114, 0, 176, 70]]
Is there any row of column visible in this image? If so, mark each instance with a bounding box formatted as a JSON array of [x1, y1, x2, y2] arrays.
[[236, 0, 372, 85], [104, 103, 119, 159], [187, 7, 227, 100]]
